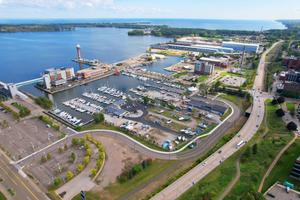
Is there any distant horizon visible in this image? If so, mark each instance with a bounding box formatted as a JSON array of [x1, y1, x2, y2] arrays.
[[0, 17, 299, 21]]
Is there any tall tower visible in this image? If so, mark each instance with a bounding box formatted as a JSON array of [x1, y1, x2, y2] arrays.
[[76, 44, 82, 61]]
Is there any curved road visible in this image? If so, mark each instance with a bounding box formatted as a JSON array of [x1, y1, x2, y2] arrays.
[[62, 99, 240, 161]]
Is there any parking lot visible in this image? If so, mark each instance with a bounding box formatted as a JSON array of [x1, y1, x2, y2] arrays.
[[0, 110, 62, 161], [220, 75, 246, 87]]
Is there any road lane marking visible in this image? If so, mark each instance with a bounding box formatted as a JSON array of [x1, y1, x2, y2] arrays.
[[0, 165, 18, 185], [0, 158, 40, 200]]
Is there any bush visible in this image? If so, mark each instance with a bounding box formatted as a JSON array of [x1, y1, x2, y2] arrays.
[[117, 159, 152, 183], [71, 138, 79, 146], [287, 121, 297, 131], [66, 171, 74, 181], [40, 155, 47, 163], [94, 113, 104, 124], [70, 152, 76, 163], [46, 153, 52, 160], [11, 102, 31, 117], [83, 156, 90, 166], [77, 164, 84, 173], [275, 108, 285, 117], [90, 168, 97, 177], [35, 97, 53, 110]]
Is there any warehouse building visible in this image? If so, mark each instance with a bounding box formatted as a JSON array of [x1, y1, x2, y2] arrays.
[[222, 41, 260, 53]]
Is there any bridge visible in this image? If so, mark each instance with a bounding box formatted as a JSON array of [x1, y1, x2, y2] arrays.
[[15, 77, 44, 88]]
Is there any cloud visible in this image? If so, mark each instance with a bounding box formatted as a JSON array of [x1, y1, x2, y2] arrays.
[[0, 0, 114, 9]]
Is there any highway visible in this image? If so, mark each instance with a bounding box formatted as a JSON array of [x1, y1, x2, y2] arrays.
[[0, 154, 48, 200], [150, 41, 282, 200]]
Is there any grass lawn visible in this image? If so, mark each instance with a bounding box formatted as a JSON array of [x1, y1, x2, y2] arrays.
[[220, 94, 251, 111], [178, 155, 239, 200], [173, 72, 188, 78], [0, 192, 6, 200], [286, 102, 296, 113], [220, 107, 232, 121], [83, 122, 166, 151], [178, 99, 293, 200], [197, 75, 209, 83], [72, 160, 176, 200], [72, 191, 101, 200], [225, 100, 293, 199], [263, 138, 300, 192]]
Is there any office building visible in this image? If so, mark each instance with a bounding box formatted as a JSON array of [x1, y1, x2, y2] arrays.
[[194, 61, 214, 75], [283, 56, 300, 71], [43, 67, 75, 89]]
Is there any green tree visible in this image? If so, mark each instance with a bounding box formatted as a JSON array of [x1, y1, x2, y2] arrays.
[[142, 96, 150, 105], [53, 177, 62, 187], [94, 113, 104, 124], [198, 83, 210, 96]]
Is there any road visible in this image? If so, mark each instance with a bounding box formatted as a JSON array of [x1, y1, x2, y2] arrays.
[[0, 154, 48, 200], [150, 41, 282, 200]]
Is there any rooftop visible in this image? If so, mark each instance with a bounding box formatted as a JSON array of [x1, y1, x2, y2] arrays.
[[264, 183, 300, 200]]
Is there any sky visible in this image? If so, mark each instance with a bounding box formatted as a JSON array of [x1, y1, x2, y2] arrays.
[[0, 0, 299, 20]]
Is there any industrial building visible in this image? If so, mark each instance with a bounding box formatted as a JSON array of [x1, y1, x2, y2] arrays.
[[222, 41, 260, 53], [151, 43, 234, 54], [76, 66, 109, 79], [43, 67, 75, 89], [283, 56, 300, 71], [187, 96, 227, 116], [194, 61, 215, 75]]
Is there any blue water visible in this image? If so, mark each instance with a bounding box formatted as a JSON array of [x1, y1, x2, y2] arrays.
[[0, 18, 286, 31], [0, 28, 171, 82]]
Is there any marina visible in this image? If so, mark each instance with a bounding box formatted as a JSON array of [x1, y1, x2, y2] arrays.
[[63, 98, 103, 115]]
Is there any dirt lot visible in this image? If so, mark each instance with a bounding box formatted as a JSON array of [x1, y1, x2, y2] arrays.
[[92, 135, 149, 189], [0, 111, 62, 161]]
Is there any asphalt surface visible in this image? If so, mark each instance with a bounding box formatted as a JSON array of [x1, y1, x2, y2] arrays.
[[150, 41, 282, 200], [0, 154, 48, 200]]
